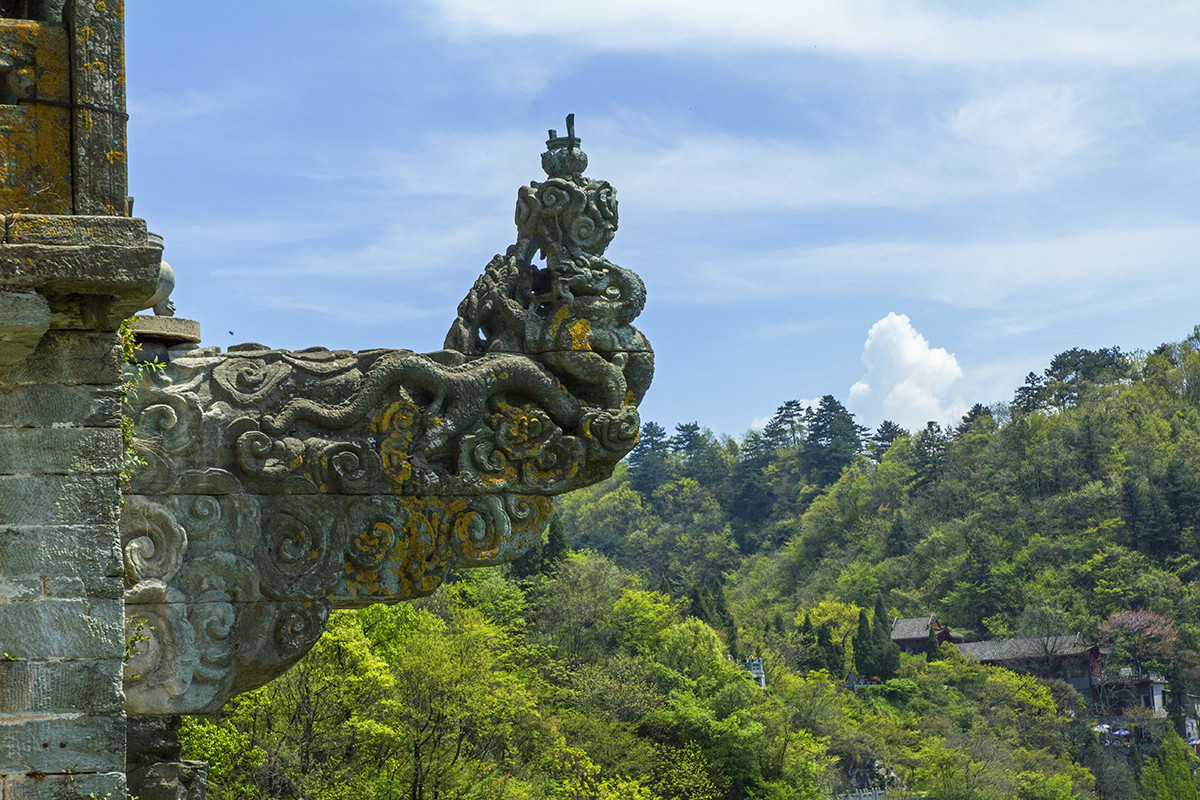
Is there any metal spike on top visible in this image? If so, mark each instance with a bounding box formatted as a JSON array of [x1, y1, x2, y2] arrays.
[[541, 113, 588, 179]]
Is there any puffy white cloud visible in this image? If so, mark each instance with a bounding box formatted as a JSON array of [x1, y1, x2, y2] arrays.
[[848, 313, 964, 430]]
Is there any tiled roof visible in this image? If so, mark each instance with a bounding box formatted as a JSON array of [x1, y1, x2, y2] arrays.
[[956, 634, 1091, 663], [891, 616, 936, 641]]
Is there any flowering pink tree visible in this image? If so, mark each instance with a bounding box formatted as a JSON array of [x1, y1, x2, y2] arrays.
[[1098, 608, 1178, 671]]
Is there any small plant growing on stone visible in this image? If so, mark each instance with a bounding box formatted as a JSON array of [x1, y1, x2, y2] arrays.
[[118, 317, 163, 490], [124, 614, 152, 681]]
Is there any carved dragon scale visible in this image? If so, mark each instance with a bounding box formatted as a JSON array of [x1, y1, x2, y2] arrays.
[[121, 118, 653, 716]]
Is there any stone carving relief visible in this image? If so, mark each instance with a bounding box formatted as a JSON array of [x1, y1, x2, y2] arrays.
[[122, 119, 653, 715]]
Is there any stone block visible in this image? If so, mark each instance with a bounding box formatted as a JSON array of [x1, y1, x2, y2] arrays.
[[44, 577, 122, 601], [0, 660, 123, 715], [0, 526, 122, 581], [0, 244, 159, 296], [0, 384, 121, 428], [0, 598, 123, 660], [0, 331, 122, 386], [0, 293, 50, 367], [0, 712, 124, 774], [0, 475, 120, 526], [5, 771, 125, 800], [0, 428, 121, 475], [5, 216, 147, 248], [0, 579, 41, 602]]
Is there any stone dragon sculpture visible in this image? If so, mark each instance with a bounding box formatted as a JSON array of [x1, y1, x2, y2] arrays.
[[120, 118, 653, 715]]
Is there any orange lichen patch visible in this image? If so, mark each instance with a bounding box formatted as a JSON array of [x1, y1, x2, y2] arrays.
[[567, 318, 592, 350], [478, 460, 517, 489], [524, 454, 579, 487], [0, 21, 72, 214], [371, 400, 418, 487], [342, 522, 391, 597], [338, 497, 459, 604], [394, 497, 452, 598], [452, 495, 552, 563], [105, 149, 125, 164]]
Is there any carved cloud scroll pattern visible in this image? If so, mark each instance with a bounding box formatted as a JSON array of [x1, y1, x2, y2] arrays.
[[122, 122, 652, 716]]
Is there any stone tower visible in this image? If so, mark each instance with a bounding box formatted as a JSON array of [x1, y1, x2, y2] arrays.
[[1, 3, 161, 799]]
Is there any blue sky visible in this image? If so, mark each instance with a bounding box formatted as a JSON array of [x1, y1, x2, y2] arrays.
[[125, 1, 1200, 437]]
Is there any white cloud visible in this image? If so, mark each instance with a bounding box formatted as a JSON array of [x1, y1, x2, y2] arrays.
[[426, 0, 1200, 67], [664, 223, 1200, 314], [847, 313, 964, 430], [951, 84, 1094, 184]]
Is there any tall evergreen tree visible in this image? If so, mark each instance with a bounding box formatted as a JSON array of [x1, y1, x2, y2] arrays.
[[872, 596, 900, 680], [1013, 371, 1048, 414], [543, 513, 569, 571], [924, 626, 941, 661], [763, 400, 806, 449], [852, 609, 876, 679], [629, 421, 671, 496], [804, 395, 867, 486], [816, 623, 843, 675], [670, 422, 704, 458], [885, 512, 910, 558], [868, 419, 906, 461]]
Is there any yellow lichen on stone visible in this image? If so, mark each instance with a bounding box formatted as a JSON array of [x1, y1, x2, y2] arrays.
[[0, 21, 72, 214], [371, 400, 418, 487], [567, 318, 592, 351]]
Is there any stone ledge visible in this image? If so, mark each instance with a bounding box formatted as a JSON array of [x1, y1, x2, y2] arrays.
[[0, 712, 124, 774], [5, 215, 147, 247], [0, 331, 122, 386], [0, 243, 160, 298], [0, 293, 50, 367], [130, 315, 201, 345]]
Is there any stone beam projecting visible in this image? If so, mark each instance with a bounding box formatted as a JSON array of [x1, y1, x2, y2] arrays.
[[121, 120, 653, 718]]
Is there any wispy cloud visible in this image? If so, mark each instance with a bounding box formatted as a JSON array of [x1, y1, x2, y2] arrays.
[[653, 223, 1200, 310], [951, 83, 1095, 184], [426, 0, 1200, 66]]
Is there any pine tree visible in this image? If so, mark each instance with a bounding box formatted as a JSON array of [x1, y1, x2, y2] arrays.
[[885, 512, 909, 558], [816, 623, 842, 675], [543, 513, 569, 571], [853, 609, 875, 679], [869, 419, 906, 461], [925, 627, 941, 661], [629, 421, 671, 496], [872, 596, 900, 679]]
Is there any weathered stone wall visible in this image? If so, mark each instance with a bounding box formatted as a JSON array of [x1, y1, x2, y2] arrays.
[[1, 7, 154, 794], [0, 327, 127, 797]]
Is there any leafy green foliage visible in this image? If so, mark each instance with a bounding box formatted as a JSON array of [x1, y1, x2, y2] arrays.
[[185, 328, 1200, 797]]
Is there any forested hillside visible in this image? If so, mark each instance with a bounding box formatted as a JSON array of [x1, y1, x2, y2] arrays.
[[183, 328, 1200, 799]]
